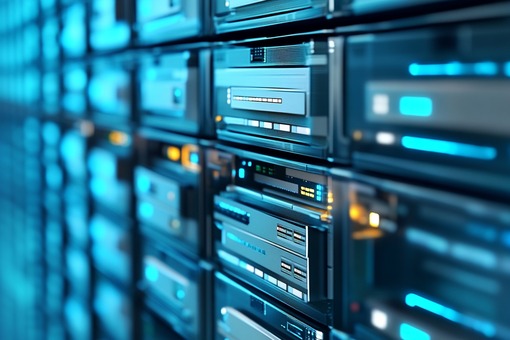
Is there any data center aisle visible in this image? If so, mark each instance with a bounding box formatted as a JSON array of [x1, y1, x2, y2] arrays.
[[0, 1, 509, 340]]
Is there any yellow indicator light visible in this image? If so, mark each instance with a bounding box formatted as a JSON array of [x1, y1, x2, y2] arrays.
[[166, 146, 181, 162], [353, 229, 383, 240], [108, 131, 130, 146], [182, 144, 200, 172], [369, 212, 380, 228], [349, 204, 367, 224], [215, 115, 223, 122], [328, 192, 334, 204], [353, 130, 363, 141]]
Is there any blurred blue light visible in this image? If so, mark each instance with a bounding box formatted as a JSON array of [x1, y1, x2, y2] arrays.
[[175, 288, 186, 300], [409, 61, 498, 77], [505, 62, 510, 77], [238, 168, 245, 179], [90, 178, 107, 196], [399, 96, 433, 117], [144, 266, 159, 282], [139, 202, 154, 219], [401, 136, 497, 160], [190, 153, 199, 164], [136, 175, 151, 193], [405, 293, 496, 337], [400, 323, 430, 340], [91, 24, 130, 50], [65, 68, 87, 91], [42, 122, 60, 145], [173, 87, 183, 98], [474, 62, 498, 76]]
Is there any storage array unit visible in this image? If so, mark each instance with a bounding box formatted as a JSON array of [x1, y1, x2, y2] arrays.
[[0, 1, 509, 339]]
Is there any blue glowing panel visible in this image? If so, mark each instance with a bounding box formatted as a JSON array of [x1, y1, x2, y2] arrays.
[[238, 168, 245, 179], [505, 62, 510, 77], [409, 61, 498, 77], [401, 136, 497, 160], [400, 323, 430, 340], [144, 266, 159, 282], [399, 96, 433, 117]]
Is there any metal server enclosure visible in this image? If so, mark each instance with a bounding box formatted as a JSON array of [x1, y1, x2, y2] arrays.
[[212, 145, 342, 326], [214, 37, 346, 160], [333, 169, 510, 340], [138, 49, 214, 138], [213, 0, 347, 33], [135, 0, 211, 44], [346, 10, 510, 196]]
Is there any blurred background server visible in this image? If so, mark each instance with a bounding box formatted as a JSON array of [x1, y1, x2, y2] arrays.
[[0, 1, 509, 340]]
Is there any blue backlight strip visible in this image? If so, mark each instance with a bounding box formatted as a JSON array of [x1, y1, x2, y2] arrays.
[[399, 96, 433, 117], [505, 62, 510, 77], [218, 201, 248, 217], [401, 136, 497, 160], [409, 61, 498, 76], [405, 293, 496, 337], [400, 323, 430, 340]]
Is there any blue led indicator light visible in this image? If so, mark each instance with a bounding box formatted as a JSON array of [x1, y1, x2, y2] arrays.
[[139, 202, 154, 218], [401, 136, 497, 160], [505, 62, 510, 77], [400, 323, 430, 340], [242, 161, 246, 166], [248, 161, 252, 167], [173, 87, 182, 98], [144, 266, 159, 282], [136, 175, 151, 193], [399, 96, 433, 117], [239, 168, 245, 179], [190, 152, 199, 164], [176, 288, 186, 300]]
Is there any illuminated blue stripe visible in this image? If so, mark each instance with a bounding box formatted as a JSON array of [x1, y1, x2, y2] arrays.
[[238, 168, 245, 179], [405, 293, 496, 337], [401, 136, 497, 160], [218, 201, 248, 217], [409, 61, 498, 76], [505, 62, 510, 77], [474, 62, 498, 76], [399, 96, 433, 117], [400, 323, 430, 340]]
